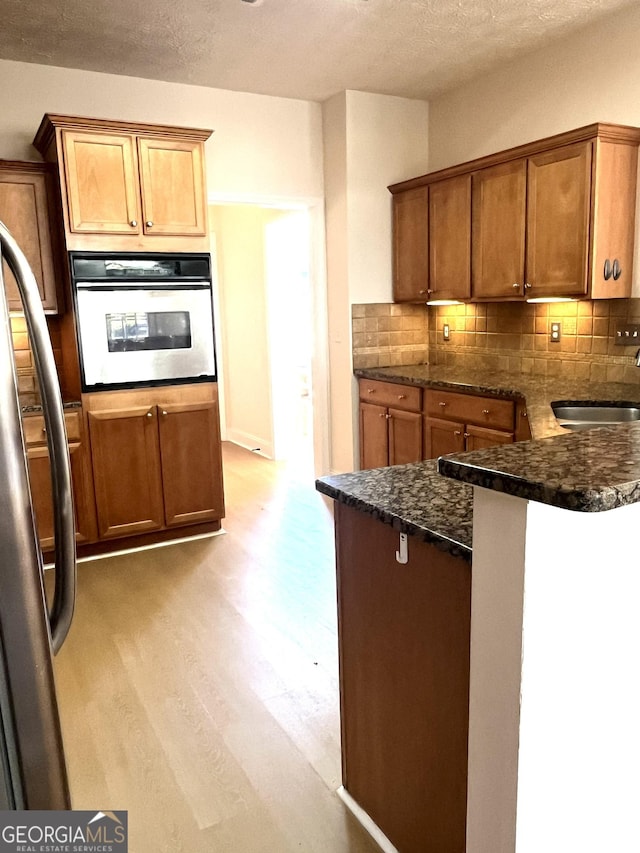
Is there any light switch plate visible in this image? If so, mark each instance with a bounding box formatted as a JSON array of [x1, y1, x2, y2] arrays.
[[443, 323, 450, 341], [614, 322, 640, 345]]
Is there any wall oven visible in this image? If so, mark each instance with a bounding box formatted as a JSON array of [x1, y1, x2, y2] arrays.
[[70, 252, 217, 392]]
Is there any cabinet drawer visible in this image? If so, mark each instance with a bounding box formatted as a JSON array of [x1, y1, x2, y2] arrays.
[[358, 379, 422, 412], [424, 389, 515, 431], [23, 410, 82, 446]]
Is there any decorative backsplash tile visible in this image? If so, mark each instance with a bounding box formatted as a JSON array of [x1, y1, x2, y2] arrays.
[[352, 299, 640, 384]]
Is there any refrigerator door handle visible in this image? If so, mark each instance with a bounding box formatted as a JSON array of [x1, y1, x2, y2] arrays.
[[0, 221, 76, 654]]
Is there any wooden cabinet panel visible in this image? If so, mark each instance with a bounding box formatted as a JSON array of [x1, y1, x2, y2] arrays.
[[388, 409, 422, 466], [465, 424, 514, 451], [0, 163, 60, 313], [336, 503, 471, 853], [359, 402, 389, 471], [429, 174, 471, 301], [88, 406, 164, 538], [61, 130, 141, 235], [158, 400, 225, 526], [424, 388, 515, 432], [424, 415, 465, 459], [358, 378, 421, 412], [472, 160, 527, 300], [138, 138, 207, 236], [392, 187, 429, 302], [526, 143, 592, 299]]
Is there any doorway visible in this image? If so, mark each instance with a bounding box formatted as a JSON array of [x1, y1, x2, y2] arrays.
[[209, 201, 328, 477]]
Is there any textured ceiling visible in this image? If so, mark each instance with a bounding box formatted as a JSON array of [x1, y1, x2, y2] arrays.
[[0, 0, 636, 102]]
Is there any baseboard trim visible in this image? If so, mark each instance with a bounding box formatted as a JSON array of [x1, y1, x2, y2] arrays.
[[337, 786, 399, 853]]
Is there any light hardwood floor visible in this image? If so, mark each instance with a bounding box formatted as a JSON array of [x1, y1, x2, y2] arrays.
[[53, 442, 381, 853]]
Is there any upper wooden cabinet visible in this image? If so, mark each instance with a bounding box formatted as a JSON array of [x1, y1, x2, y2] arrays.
[[0, 160, 62, 313], [392, 186, 429, 302], [429, 174, 471, 302], [390, 123, 640, 301], [33, 114, 212, 253]]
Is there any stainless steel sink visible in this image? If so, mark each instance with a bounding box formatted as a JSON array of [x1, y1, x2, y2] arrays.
[[552, 402, 640, 430]]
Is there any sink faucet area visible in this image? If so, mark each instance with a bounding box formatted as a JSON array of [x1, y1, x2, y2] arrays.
[[551, 401, 640, 430]]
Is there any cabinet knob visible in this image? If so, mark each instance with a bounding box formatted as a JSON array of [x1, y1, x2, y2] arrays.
[[397, 394, 406, 400], [146, 411, 153, 419], [524, 282, 532, 290], [367, 388, 375, 394], [464, 432, 470, 438], [482, 408, 490, 415], [454, 430, 462, 436], [419, 289, 427, 295], [378, 413, 385, 418], [521, 410, 528, 418], [146, 220, 154, 228], [512, 283, 521, 289], [130, 219, 138, 227], [439, 401, 447, 407], [386, 413, 391, 420], [161, 410, 168, 417]]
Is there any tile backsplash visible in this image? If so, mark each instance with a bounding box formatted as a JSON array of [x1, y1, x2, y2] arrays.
[[353, 299, 640, 384]]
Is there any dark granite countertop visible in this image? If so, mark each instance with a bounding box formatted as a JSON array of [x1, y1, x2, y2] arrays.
[[356, 364, 640, 440], [316, 459, 473, 562], [439, 420, 640, 512]]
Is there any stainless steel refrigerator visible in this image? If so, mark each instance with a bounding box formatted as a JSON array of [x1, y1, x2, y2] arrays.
[[0, 220, 76, 809]]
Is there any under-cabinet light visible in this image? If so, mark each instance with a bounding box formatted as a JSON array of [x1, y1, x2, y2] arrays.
[[426, 299, 464, 306], [526, 297, 577, 304]]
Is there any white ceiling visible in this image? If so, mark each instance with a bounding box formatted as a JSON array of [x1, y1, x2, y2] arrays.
[[0, 0, 636, 102]]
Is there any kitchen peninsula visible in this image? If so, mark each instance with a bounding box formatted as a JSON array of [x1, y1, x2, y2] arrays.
[[317, 376, 640, 853]]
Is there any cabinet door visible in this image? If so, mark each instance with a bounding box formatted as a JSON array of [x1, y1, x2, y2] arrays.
[[88, 406, 164, 538], [27, 442, 95, 550], [526, 142, 592, 299], [336, 503, 471, 853], [0, 167, 59, 312], [388, 409, 422, 466], [423, 416, 465, 460], [472, 160, 527, 299], [392, 187, 429, 302], [157, 400, 225, 526], [137, 138, 207, 236], [61, 130, 142, 235], [359, 402, 389, 470], [429, 174, 471, 301], [465, 424, 513, 452]]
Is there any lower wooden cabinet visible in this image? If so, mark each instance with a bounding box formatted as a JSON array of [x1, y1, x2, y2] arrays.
[[423, 388, 516, 458], [24, 409, 97, 549], [358, 379, 423, 470], [85, 384, 224, 540], [335, 502, 471, 853]]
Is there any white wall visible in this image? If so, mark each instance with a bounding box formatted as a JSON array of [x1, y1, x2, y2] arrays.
[[428, 4, 640, 171], [0, 59, 324, 202], [323, 91, 429, 473]]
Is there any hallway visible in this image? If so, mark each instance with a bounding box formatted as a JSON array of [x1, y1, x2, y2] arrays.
[[54, 443, 379, 852]]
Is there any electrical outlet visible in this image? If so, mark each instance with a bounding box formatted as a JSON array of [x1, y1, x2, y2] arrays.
[[443, 323, 450, 341], [550, 322, 561, 343]]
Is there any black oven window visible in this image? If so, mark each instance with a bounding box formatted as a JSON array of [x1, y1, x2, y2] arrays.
[[105, 312, 192, 352]]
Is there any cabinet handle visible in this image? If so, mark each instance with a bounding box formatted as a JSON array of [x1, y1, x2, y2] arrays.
[[604, 259, 612, 280], [439, 401, 447, 407], [130, 219, 138, 227], [482, 409, 490, 415], [146, 220, 154, 228], [612, 259, 622, 281]]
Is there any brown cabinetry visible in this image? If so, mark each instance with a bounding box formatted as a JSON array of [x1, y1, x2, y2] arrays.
[[335, 502, 471, 853], [392, 186, 429, 302], [390, 123, 640, 301], [85, 384, 224, 540], [423, 388, 515, 458], [358, 379, 422, 470], [0, 161, 61, 313], [24, 409, 97, 550], [33, 114, 211, 253], [428, 174, 471, 302]]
